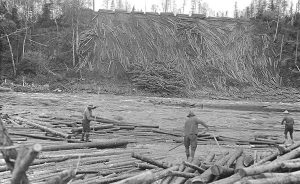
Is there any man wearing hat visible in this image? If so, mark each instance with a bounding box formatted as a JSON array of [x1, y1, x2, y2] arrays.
[[81, 104, 97, 142], [184, 111, 209, 159], [281, 110, 295, 144]]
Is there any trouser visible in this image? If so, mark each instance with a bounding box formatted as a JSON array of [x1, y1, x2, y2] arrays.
[[184, 134, 197, 159], [81, 132, 90, 142], [284, 126, 294, 140]]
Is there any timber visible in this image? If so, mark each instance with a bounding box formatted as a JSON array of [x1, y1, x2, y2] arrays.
[[168, 170, 198, 178], [183, 161, 205, 173], [42, 139, 128, 151], [132, 152, 171, 169], [46, 169, 76, 184], [244, 170, 300, 184], [13, 117, 71, 139], [71, 124, 114, 133], [235, 154, 245, 172], [11, 144, 42, 184], [209, 173, 242, 184], [211, 165, 234, 177], [173, 157, 202, 184]]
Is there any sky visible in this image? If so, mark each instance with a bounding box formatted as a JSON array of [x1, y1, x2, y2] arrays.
[[94, 0, 299, 17]]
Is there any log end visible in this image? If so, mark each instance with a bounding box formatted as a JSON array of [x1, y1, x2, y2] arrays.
[[33, 144, 42, 152], [211, 165, 221, 176], [238, 168, 247, 177]]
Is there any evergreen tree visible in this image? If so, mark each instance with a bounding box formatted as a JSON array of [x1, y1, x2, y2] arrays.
[[268, 0, 275, 11], [289, 1, 294, 16], [103, 0, 109, 9], [191, 0, 196, 13], [117, 0, 123, 9], [234, 1, 238, 18], [110, 0, 115, 10], [250, 2, 255, 17]]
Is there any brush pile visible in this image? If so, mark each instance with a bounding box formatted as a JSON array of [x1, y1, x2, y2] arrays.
[[79, 11, 280, 94]]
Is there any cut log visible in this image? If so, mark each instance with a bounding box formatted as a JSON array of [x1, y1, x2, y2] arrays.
[[243, 154, 254, 167], [209, 173, 241, 184], [9, 133, 66, 141], [131, 152, 171, 169], [152, 129, 181, 137], [42, 139, 128, 151], [235, 154, 245, 172], [71, 124, 114, 133], [13, 117, 71, 139], [0, 118, 18, 172], [11, 144, 42, 184], [226, 148, 243, 167], [113, 170, 156, 184], [275, 146, 300, 161], [239, 160, 284, 177], [254, 151, 279, 166], [173, 157, 202, 184], [135, 163, 157, 170], [211, 165, 234, 177], [278, 141, 300, 155], [46, 169, 76, 184], [254, 137, 284, 144], [281, 161, 300, 169], [244, 170, 300, 184], [183, 161, 205, 173], [191, 152, 231, 184], [168, 170, 198, 178]]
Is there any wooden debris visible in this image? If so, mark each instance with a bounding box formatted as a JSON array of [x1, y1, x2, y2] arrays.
[[11, 144, 42, 184], [132, 152, 171, 169], [13, 117, 71, 139], [42, 139, 129, 151], [46, 169, 76, 184]]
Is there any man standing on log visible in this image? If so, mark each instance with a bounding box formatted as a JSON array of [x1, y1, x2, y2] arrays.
[[184, 111, 209, 159], [281, 110, 295, 144], [81, 105, 97, 142]]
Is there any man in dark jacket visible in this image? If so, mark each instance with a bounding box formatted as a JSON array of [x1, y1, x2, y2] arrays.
[[81, 104, 97, 142], [184, 111, 209, 159]]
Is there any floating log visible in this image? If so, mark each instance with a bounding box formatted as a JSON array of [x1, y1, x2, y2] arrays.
[[71, 124, 114, 133], [278, 141, 300, 155], [132, 153, 171, 169], [211, 165, 234, 177], [254, 151, 279, 166], [85, 172, 139, 184], [168, 170, 198, 178], [209, 173, 242, 184], [13, 117, 71, 139], [11, 144, 42, 184], [9, 133, 66, 141], [42, 139, 128, 151], [243, 154, 254, 167], [191, 153, 231, 184], [46, 169, 76, 184], [281, 161, 300, 169], [226, 148, 243, 167], [152, 129, 181, 137], [135, 163, 157, 170], [235, 154, 245, 172], [173, 157, 202, 184], [276, 146, 300, 161], [254, 137, 284, 144], [243, 170, 300, 184], [183, 161, 205, 173]]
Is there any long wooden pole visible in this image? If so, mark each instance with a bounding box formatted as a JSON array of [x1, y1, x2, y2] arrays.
[[11, 144, 42, 184], [13, 117, 71, 139]]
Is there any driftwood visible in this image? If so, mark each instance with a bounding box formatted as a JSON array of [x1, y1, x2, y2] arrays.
[[132, 153, 171, 169], [42, 139, 128, 151], [46, 169, 76, 184], [11, 144, 42, 184], [13, 117, 71, 139]]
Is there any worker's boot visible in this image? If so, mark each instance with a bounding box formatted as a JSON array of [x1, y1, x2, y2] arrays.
[[81, 133, 85, 141], [86, 133, 90, 142], [191, 149, 196, 160], [185, 148, 190, 160]]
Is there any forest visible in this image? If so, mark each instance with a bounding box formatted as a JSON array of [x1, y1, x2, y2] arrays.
[[0, 0, 300, 98]]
